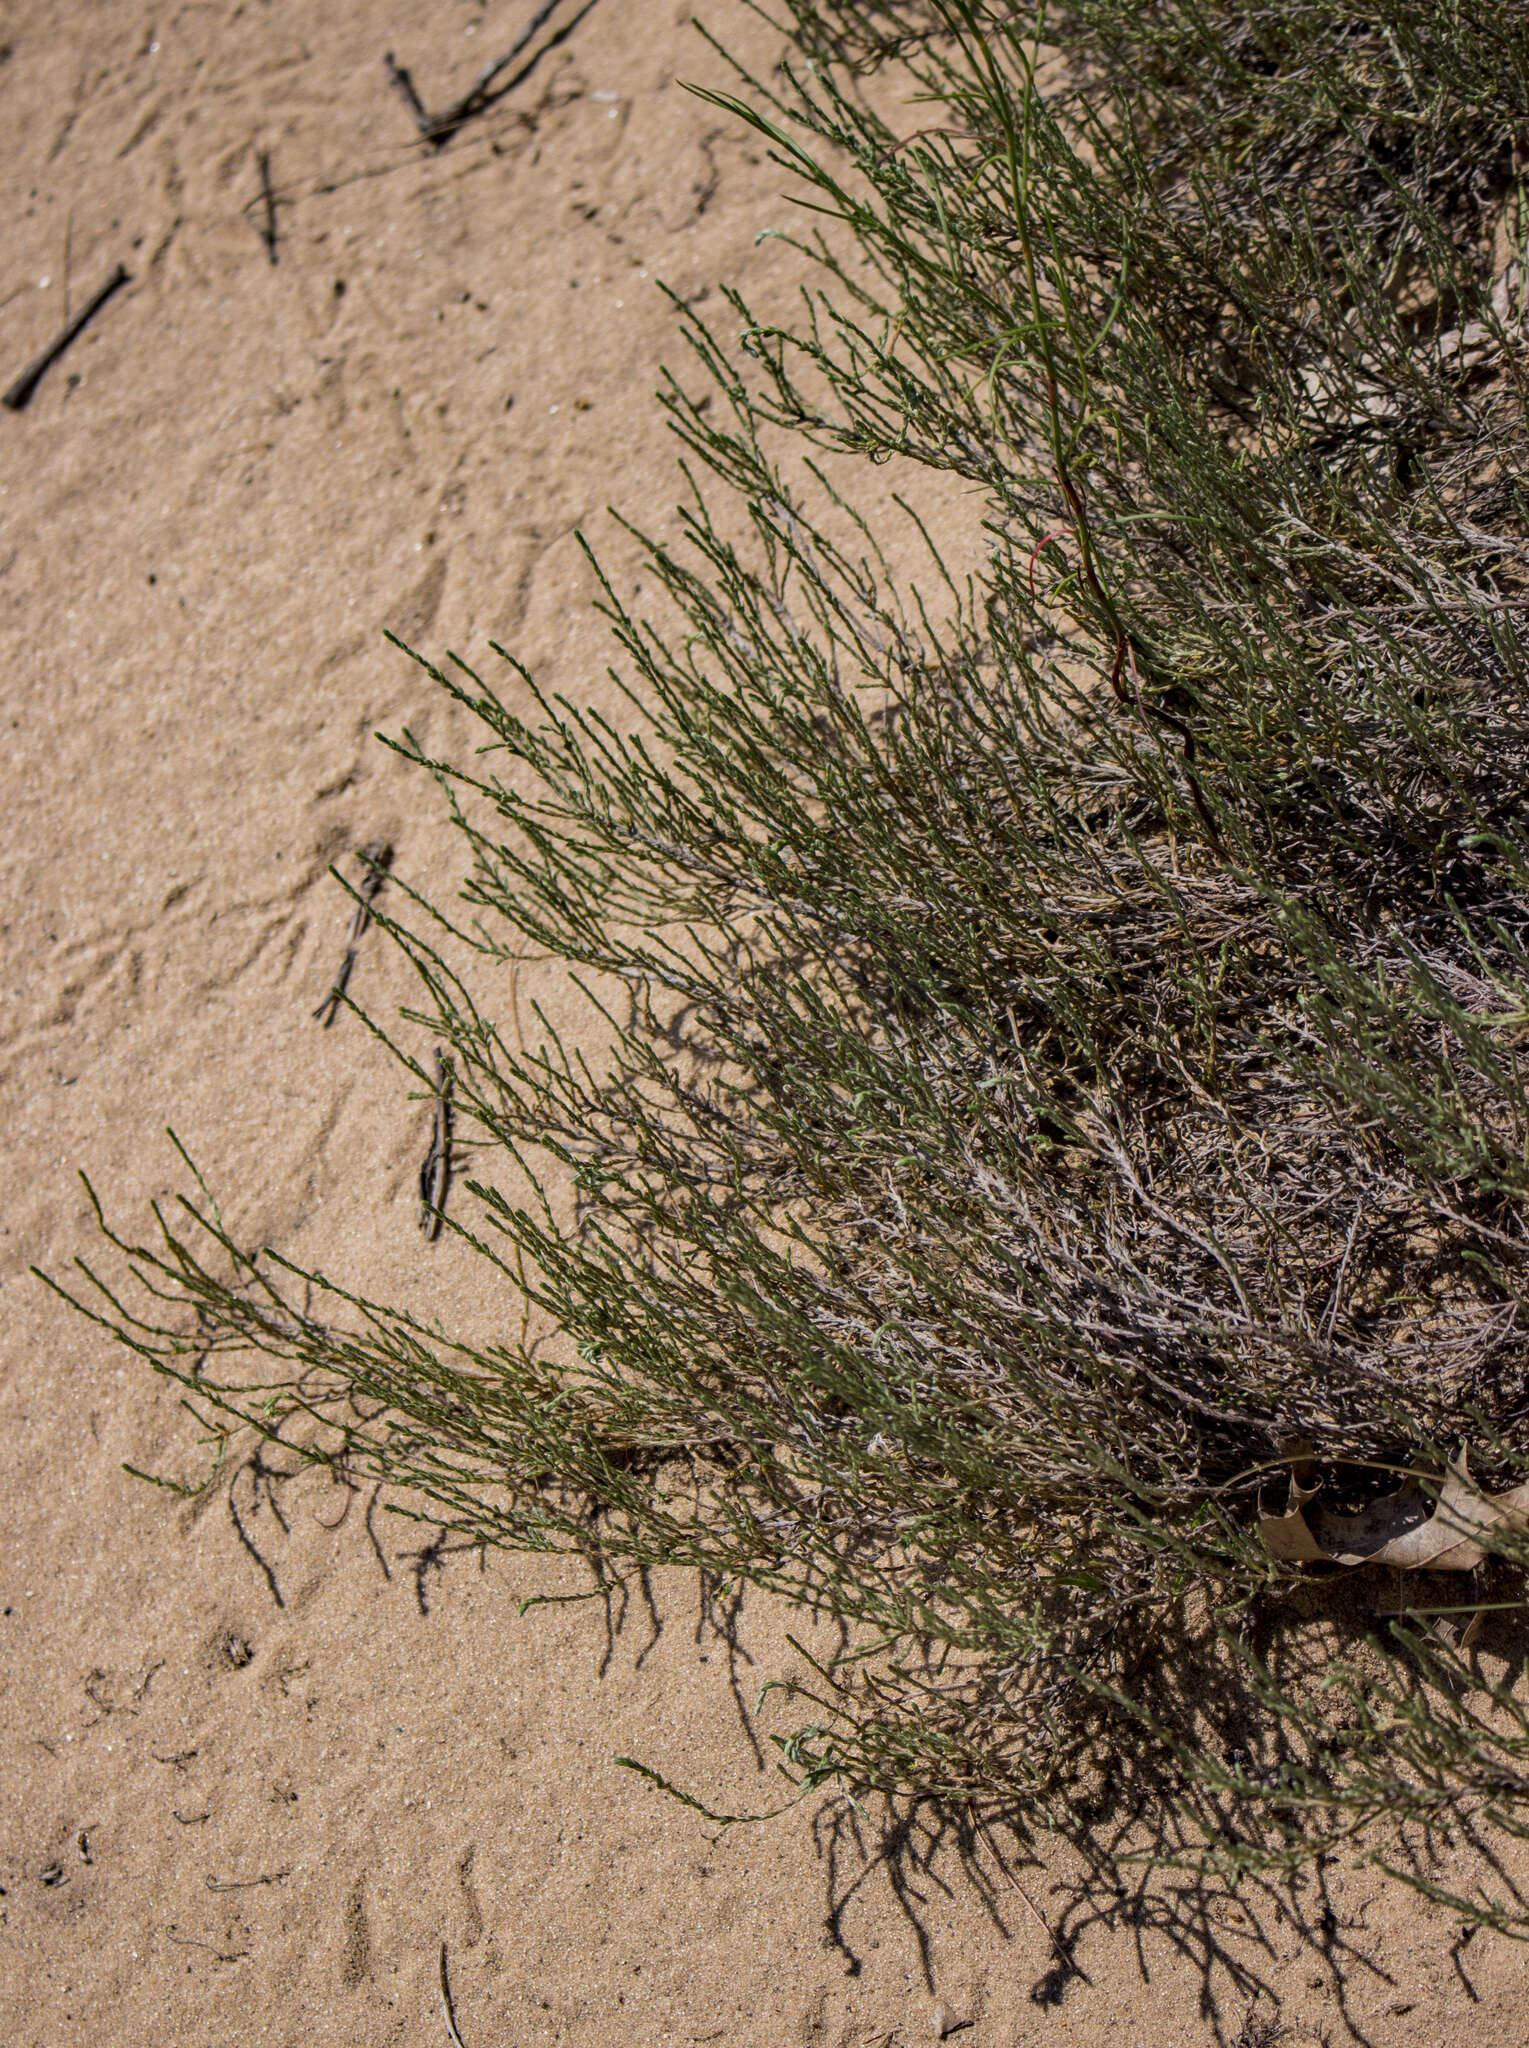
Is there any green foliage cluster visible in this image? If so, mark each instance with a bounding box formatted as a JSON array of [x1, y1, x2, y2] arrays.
[[60, 0, 1529, 1922]]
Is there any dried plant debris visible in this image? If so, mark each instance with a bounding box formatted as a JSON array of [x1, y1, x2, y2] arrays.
[[1260, 1455, 1529, 1571], [313, 839, 392, 1027], [417, 1048, 453, 1241]]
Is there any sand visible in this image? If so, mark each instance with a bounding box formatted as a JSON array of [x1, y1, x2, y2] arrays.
[[1, 3, 1526, 2041]]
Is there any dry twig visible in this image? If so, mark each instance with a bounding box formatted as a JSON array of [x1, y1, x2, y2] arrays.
[[3, 263, 129, 411]]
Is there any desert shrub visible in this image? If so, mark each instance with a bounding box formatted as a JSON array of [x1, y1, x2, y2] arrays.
[[56, 0, 1529, 1923]]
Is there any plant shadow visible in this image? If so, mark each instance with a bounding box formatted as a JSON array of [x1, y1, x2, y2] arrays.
[[798, 1571, 1529, 2047]]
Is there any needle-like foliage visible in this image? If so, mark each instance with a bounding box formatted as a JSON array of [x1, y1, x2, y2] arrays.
[[55, 0, 1529, 1923]]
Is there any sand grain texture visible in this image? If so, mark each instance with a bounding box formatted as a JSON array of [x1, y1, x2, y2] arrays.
[[1, 4, 1526, 2041]]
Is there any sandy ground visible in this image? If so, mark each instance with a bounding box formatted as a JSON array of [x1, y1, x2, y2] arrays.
[[2, 3, 1528, 2042]]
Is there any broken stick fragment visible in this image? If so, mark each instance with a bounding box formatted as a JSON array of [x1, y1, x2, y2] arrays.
[[419, 1047, 453, 1241], [439, 1940, 471, 2048], [3, 262, 130, 411], [314, 839, 392, 1026], [384, 0, 587, 146], [257, 148, 280, 265]]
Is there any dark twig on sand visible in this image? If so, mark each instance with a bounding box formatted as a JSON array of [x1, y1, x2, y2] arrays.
[[418, 1048, 453, 1241], [257, 149, 280, 264], [383, 51, 432, 132], [314, 840, 393, 1027], [385, 0, 594, 146], [3, 263, 129, 412]]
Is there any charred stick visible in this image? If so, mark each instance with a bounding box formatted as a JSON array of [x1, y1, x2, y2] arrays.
[[383, 52, 432, 135], [257, 149, 280, 265], [3, 263, 129, 412], [386, 0, 583, 147], [448, 0, 569, 117]]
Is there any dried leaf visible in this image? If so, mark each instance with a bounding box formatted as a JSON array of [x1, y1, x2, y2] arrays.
[[1258, 1476, 1327, 1563], [1259, 1454, 1529, 1571]]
